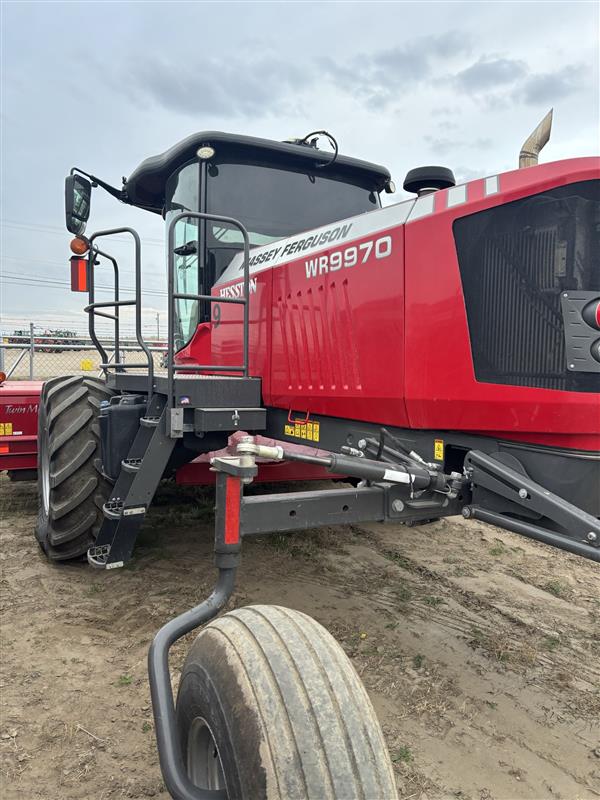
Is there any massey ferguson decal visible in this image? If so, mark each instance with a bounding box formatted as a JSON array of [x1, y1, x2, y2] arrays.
[[216, 199, 414, 287], [247, 223, 353, 268], [279, 223, 353, 260], [305, 235, 392, 278]]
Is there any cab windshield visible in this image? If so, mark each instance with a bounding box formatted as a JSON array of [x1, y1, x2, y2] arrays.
[[167, 159, 379, 349]]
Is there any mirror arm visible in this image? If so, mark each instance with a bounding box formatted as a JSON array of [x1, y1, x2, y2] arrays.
[[70, 167, 127, 202]]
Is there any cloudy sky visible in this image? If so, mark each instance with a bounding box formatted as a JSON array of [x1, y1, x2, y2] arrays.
[[1, 0, 598, 337]]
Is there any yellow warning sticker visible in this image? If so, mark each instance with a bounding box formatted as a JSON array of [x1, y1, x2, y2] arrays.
[[0, 422, 13, 436], [284, 420, 320, 443], [434, 439, 444, 461]]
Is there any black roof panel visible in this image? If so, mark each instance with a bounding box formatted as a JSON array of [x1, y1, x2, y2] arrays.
[[124, 131, 391, 210]]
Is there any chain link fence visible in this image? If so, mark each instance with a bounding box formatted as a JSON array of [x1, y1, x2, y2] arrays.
[[0, 325, 167, 381]]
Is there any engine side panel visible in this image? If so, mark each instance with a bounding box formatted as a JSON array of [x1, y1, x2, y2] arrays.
[[404, 158, 600, 448]]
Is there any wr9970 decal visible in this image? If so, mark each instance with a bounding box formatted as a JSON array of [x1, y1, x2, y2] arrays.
[[305, 235, 392, 279]]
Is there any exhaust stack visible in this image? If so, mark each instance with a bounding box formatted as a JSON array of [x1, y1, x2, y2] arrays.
[[519, 109, 553, 168]]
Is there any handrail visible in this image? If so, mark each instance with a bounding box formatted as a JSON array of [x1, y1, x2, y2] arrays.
[[167, 212, 251, 409], [96, 248, 121, 362], [86, 244, 109, 366], [87, 228, 154, 399]]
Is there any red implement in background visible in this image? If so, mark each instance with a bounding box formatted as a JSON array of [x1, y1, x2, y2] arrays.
[[0, 381, 42, 475]]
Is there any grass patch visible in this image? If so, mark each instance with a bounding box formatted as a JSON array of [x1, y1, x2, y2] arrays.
[[392, 746, 412, 764], [542, 580, 568, 598], [394, 584, 412, 603], [412, 654, 425, 669], [541, 635, 560, 652], [468, 626, 536, 666], [452, 566, 472, 577], [423, 595, 444, 607], [117, 674, 133, 687], [382, 550, 412, 571], [141, 722, 152, 733], [490, 544, 506, 556]]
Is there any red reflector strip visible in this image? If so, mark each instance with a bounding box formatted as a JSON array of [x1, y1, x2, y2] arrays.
[[224, 477, 241, 544], [0, 445, 9, 454], [70, 257, 88, 292]]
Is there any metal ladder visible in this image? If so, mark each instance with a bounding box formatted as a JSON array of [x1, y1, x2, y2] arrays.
[[85, 215, 253, 568]]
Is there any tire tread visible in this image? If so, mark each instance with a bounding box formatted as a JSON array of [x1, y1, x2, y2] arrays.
[[180, 604, 398, 800], [36, 374, 114, 561]]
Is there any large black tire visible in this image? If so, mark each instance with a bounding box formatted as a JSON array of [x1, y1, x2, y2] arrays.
[[35, 375, 114, 561], [176, 604, 398, 800]]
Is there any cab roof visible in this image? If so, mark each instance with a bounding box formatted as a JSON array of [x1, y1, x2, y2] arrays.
[[123, 131, 392, 211]]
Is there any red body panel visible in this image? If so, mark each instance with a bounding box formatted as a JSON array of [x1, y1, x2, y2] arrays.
[[268, 225, 408, 425], [0, 381, 42, 472], [404, 160, 600, 450], [204, 157, 600, 452]]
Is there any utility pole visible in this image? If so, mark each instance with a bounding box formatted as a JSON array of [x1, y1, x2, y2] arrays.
[[156, 312, 160, 340]]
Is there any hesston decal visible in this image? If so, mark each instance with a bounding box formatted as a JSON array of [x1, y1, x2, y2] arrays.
[[219, 277, 258, 298]]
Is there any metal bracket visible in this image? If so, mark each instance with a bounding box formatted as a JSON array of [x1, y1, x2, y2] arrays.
[[465, 450, 600, 561], [167, 408, 184, 438], [560, 291, 600, 373]]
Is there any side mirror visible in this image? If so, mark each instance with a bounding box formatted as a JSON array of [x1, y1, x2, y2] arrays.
[[65, 174, 92, 234]]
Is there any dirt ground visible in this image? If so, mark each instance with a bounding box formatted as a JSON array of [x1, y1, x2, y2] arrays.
[[1, 475, 599, 800]]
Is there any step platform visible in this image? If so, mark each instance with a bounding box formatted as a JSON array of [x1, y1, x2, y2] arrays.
[[106, 372, 262, 408]]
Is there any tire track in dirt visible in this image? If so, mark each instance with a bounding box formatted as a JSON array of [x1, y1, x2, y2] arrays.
[[2, 477, 599, 799]]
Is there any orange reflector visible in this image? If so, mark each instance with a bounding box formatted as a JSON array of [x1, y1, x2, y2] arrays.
[[0, 371, 6, 384], [0, 445, 9, 454], [70, 256, 88, 292], [70, 236, 90, 255]]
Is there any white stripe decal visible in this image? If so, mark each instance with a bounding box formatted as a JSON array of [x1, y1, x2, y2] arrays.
[[447, 184, 468, 207], [484, 175, 499, 195], [406, 192, 435, 221], [216, 199, 415, 285]]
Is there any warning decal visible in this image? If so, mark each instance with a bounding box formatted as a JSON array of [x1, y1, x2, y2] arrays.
[[284, 421, 320, 443], [0, 422, 13, 436], [434, 439, 444, 461]]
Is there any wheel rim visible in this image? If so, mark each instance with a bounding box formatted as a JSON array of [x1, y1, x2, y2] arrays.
[[187, 716, 226, 791], [40, 422, 50, 516]]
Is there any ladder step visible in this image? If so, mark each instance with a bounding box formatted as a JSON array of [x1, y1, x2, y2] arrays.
[[103, 500, 123, 520], [121, 458, 142, 474], [140, 416, 160, 428]]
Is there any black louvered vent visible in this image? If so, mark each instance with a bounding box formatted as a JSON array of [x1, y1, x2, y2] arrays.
[[454, 180, 600, 393]]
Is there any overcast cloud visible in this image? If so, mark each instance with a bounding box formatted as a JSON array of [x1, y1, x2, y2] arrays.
[[1, 0, 598, 335]]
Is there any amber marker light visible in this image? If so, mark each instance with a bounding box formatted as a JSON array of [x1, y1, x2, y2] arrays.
[[70, 236, 90, 255]]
